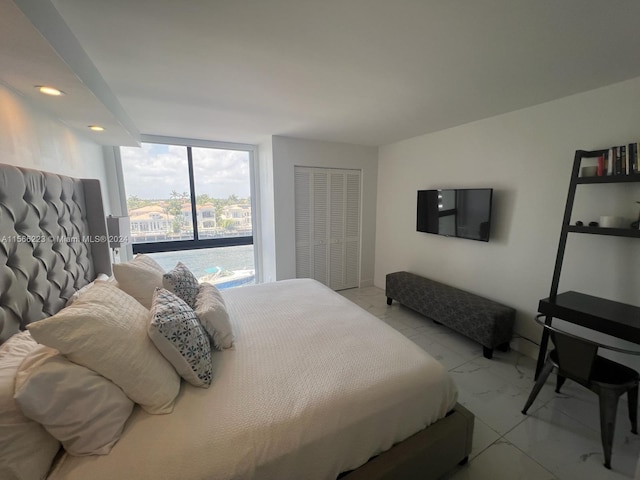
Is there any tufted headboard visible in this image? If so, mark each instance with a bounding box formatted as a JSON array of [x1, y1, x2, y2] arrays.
[[0, 163, 111, 343]]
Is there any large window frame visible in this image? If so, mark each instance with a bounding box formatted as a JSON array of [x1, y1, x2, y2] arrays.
[[119, 135, 258, 258]]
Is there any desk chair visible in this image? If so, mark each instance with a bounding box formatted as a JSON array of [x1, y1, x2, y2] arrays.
[[522, 315, 639, 470]]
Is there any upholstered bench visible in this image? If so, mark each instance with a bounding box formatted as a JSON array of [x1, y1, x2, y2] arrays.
[[385, 271, 515, 359]]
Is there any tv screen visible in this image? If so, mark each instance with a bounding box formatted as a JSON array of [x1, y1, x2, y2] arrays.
[[417, 189, 493, 242]]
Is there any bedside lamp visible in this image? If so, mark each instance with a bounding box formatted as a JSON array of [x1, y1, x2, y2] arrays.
[[106, 215, 131, 263]]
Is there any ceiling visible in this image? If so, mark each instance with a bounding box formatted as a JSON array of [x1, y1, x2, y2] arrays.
[[0, 0, 138, 145], [4, 1, 640, 147]]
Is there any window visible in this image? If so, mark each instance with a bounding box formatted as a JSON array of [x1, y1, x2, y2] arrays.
[[119, 139, 256, 288]]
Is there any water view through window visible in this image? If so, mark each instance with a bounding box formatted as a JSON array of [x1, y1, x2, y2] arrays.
[[120, 142, 255, 289], [147, 245, 255, 289]]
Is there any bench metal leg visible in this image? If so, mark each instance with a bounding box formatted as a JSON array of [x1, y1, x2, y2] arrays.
[[522, 357, 554, 415], [628, 385, 638, 434], [386, 297, 392, 305], [483, 346, 493, 359], [599, 388, 620, 469]]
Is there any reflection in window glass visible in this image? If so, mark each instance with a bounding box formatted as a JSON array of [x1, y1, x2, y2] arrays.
[[120, 144, 193, 243]]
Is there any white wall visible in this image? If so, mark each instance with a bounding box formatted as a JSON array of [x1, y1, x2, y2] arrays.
[[0, 84, 111, 212], [376, 77, 640, 355], [272, 136, 378, 286]]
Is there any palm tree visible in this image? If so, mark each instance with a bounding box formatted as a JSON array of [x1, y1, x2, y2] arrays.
[[167, 190, 188, 233]]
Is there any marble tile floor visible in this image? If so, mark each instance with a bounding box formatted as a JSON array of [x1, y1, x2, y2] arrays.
[[339, 286, 640, 480]]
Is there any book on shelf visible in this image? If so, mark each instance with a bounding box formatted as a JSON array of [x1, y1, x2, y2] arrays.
[[619, 146, 624, 174], [588, 143, 640, 176], [597, 155, 605, 176], [630, 142, 639, 174], [614, 146, 621, 175]]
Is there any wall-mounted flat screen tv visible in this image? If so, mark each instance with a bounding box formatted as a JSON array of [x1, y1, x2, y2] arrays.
[[417, 188, 493, 242]]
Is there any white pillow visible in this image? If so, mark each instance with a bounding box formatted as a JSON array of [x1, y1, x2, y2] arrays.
[[203, 280, 226, 306], [162, 262, 199, 309], [195, 283, 234, 349], [149, 288, 212, 388], [0, 332, 60, 480], [95, 274, 119, 288], [65, 273, 110, 307], [27, 283, 180, 414], [112, 254, 164, 309], [133, 254, 165, 273], [14, 344, 134, 456]]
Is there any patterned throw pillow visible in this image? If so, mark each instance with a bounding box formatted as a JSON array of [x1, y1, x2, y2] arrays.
[[148, 288, 212, 388], [163, 262, 199, 309]]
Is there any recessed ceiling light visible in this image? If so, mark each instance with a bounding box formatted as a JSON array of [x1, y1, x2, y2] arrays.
[[36, 86, 64, 96], [88, 125, 105, 132]]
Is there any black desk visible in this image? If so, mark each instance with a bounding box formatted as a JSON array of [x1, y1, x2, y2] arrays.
[[535, 291, 640, 378]]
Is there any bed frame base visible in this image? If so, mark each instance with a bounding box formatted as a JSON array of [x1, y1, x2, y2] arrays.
[[340, 402, 474, 480]]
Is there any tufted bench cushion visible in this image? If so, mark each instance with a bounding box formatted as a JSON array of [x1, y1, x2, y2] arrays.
[[385, 271, 515, 359]]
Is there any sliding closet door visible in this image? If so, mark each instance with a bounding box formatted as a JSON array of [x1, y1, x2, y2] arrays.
[[294, 169, 312, 279], [294, 167, 361, 290], [311, 170, 329, 285], [329, 172, 345, 289]]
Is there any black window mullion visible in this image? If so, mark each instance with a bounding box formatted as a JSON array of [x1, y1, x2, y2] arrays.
[[186, 147, 199, 240], [132, 236, 253, 255]]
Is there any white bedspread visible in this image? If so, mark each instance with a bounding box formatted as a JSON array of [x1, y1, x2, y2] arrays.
[[50, 279, 457, 480]]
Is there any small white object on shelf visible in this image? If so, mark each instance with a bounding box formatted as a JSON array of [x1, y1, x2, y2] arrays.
[[599, 215, 623, 228]]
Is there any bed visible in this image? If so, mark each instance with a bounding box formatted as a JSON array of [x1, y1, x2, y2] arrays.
[[0, 163, 473, 480]]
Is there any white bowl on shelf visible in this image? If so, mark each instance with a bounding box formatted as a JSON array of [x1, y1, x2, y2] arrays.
[[599, 216, 624, 228]]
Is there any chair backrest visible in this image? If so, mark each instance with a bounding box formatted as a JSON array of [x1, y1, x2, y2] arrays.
[[551, 330, 598, 384]]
